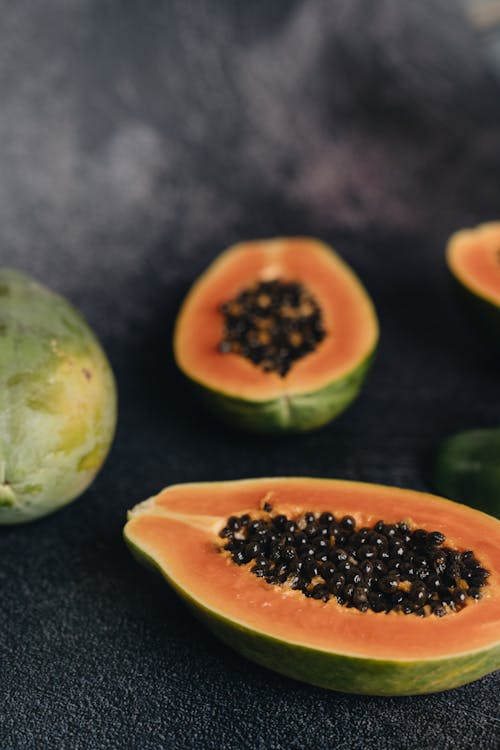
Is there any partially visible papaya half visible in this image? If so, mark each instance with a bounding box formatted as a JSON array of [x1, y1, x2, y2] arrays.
[[433, 428, 500, 519], [446, 222, 500, 339], [124, 477, 500, 695], [173, 239, 378, 432]]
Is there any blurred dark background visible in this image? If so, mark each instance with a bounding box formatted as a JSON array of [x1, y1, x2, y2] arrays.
[[1, 1, 499, 748]]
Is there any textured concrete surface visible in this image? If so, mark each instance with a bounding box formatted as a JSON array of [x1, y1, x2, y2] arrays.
[[0, 1, 499, 748]]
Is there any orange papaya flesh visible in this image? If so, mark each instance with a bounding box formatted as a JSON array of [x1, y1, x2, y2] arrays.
[[173, 239, 378, 432], [124, 478, 500, 695], [447, 222, 500, 338]]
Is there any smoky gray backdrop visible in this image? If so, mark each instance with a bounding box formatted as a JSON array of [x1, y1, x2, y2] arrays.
[[0, 2, 499, 748]]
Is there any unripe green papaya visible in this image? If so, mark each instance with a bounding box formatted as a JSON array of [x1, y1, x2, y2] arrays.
[[0, 269, 117, 523]]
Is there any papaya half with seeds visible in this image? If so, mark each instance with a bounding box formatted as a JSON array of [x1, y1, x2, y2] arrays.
[[173, 238, 378, 433], [446, 222, 500, 340], [0, 269, 117, 523], [124, 477, 500, 696]]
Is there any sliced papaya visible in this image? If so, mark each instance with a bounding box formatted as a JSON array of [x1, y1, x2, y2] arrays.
[[433, 429, 500, 519], [446, 222, 500, 339], [124, 477, 500, 695], [173, 239, 378, 432]]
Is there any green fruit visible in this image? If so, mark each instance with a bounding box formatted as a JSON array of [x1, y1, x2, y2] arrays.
[[0, 269, 117, 523], [433, 429, 500, 519]]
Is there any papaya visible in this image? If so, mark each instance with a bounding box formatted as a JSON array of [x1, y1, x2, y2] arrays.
[[124, 477, 500, 696], [173, 238, 378, 433], [446, 222, 500, 339], [0, 269, 117, 523], [441, 223, 500, 516], [433, 429, 500, 519]]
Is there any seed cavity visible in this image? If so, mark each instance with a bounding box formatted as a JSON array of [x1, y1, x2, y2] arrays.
[[219, 280, 326, 377], [218, 511, 490, 616]]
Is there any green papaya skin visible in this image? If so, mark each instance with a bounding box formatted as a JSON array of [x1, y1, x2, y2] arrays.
[[433, 429, 500, 519], [0, 269, 117, 523], [126, 537, 500, 696], [188, 352, 375, 433]]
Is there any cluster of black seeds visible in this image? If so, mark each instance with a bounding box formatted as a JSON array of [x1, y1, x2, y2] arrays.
[[219, 509, 490, 616], [219, 280, 326, 376]]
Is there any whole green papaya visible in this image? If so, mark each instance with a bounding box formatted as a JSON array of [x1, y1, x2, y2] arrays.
[[0, 269, 117, 523]]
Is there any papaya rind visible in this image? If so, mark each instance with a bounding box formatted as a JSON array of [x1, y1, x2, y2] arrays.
[[0, 269, 117, 524], [433, 429, 500, 519], [185, 350, 376, 434], [124, 532, 500, 696]]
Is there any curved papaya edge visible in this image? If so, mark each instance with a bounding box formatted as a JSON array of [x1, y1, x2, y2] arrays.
[[173, 238, 379, 433], [446, 222, 500, 340], [187, 351, 375, 434], [0, 268, 117, 524], [124, 478, 500, 695], [125, 533, 498, 696]]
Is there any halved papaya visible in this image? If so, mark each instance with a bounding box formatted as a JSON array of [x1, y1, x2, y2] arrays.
[[173, 239, 378, 432], [124, 477, 500, 695], [446, 222, 500, 338]]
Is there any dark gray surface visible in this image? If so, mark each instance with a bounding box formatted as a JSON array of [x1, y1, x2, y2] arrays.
[[1, 1, 500, 748]]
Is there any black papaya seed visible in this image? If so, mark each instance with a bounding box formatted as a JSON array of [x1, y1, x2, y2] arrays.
[[219, 509, 490, 617]]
